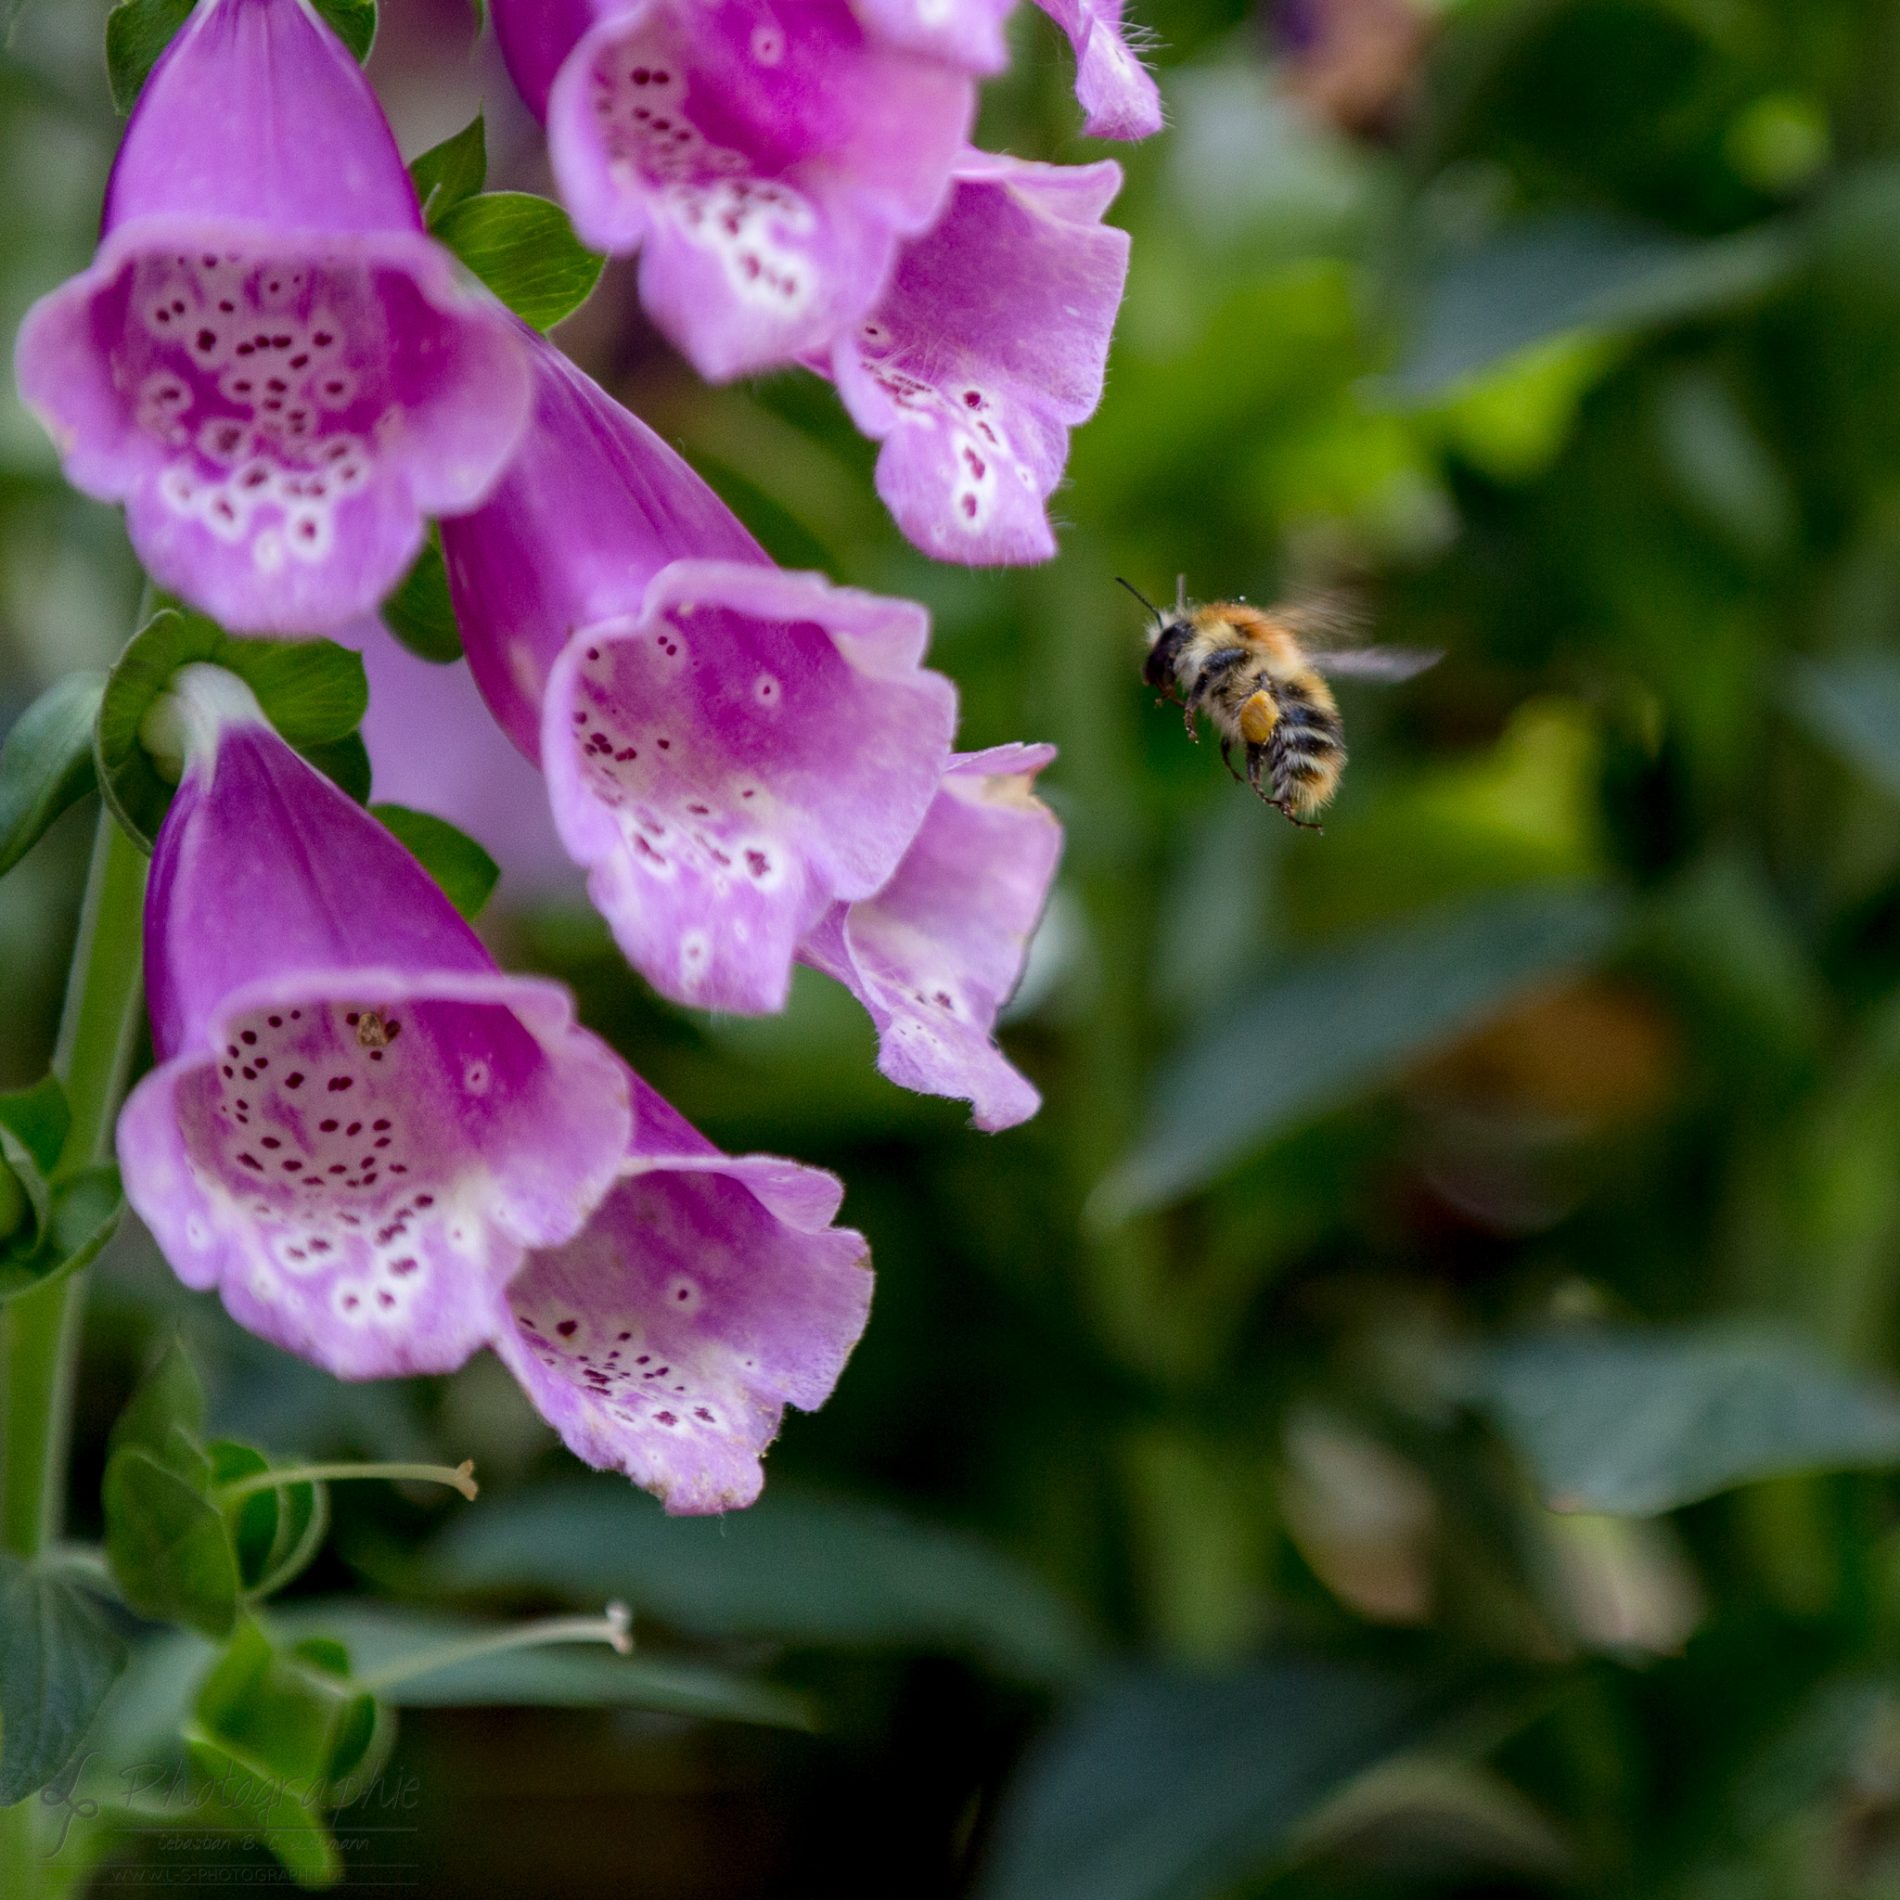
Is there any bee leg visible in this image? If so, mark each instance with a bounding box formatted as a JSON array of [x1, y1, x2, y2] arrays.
[[1272, 799, 1325, 834], [1219, 739, 1244, 783], [1245, 741, 1273, 801]]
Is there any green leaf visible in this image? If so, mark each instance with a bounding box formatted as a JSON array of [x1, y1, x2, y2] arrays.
[[977, 1661, 1456, 1900], [275, 1604, 811, 1728], [311, 0, 374, 60], [0, 1076, 70, 1243], [105, 0, 195, 114], [1391, 213, 1797, 399], [1465, 1325, 1900, 1516], [110, 1338, 207, 1469], [430, 1480, 1097, 1684], [103, 1447, 241, 1639], [0, 1557, 129, 1807], [0, 1164, 125, 1306], [96, 611, 369, 849], [0, 674, 104, 878], [1098, 887, 1626, 1218], [1794, 656, 1900, 802], [410, 114, 487, 229], [185, 1736, 342, 1888], [434, 191, 605, 331], [379, 539, 463, 662], [372, 806, 499, 920]]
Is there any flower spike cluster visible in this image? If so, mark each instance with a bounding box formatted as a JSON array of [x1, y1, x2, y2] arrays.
[[492, 0, 1154, 563], [14, 0, 1129, 1511]]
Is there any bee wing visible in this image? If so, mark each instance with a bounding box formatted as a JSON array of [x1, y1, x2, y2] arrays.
[[1315, 645, 1443, 682]]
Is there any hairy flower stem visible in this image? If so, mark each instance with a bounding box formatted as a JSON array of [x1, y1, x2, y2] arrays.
[[0, 805, 147, 1898], [218, 1458, 480, 1503], [358, 1602, 633, 1693]]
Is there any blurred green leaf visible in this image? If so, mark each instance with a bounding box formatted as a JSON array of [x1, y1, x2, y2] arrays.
[[977, 1661, 1456, 1900], [110, 1338, 207, 1471], [0, 1075, 67, 1245], [1100, 887, 1626, 1217], [434, 191, 605, 331], [184, 1733, 341, 1887], [379, 539, 463, 663], [410, 113, 487, 228], [1794, 656, 1900, 801], [1392, 213, 1796, 398], [1468, 1326, 1900, 1515], [0, 674, 103, 879], [0, 1558, 128, 1807], [430, 1480, 1097, 1683], [312, 0, 374, 60], [372, 805, 499, 920], [301, 732, 374, 806], [104, 1443, 240, 1640], [105, 0, 194, 113], [275, 1604, 813, 1729]]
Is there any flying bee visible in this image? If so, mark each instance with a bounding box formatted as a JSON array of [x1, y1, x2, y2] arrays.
[[1123, 579, 1440, 829]]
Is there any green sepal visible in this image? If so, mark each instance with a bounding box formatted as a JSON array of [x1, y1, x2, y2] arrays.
[[105, 0, 194, 114], [312, 0, 375, 60], [0, 1164, 125, 1306], [373, 805, 500, 920], [185, 1620, 391, 1887], [208, 1441, 330, 1603], [0, 673, 105, 879], [96, 609, 369, 849], [0, 1556, 129, 1807], [434, 190, 605, 330], [410, 113, 487, 229], [103, 1446, 242, 1639], [379, 537, 463, 663]]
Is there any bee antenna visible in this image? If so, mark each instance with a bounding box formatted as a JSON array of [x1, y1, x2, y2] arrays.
[[1114, 576, 1163, 622], [1175, 573, 1188, 615]]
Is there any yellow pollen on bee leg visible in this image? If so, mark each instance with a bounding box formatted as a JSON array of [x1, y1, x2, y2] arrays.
[[1240, 691, 1278, 745]]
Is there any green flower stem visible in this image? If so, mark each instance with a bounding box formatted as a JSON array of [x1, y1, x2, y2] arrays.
[[218, 1458, 480, 1504], [0, 805, 145, 1896], [358, 1602, 633, 1694]]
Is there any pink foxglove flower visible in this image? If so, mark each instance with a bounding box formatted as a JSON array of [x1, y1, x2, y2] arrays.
[[495, 1076, 871, 1513], [118, 666, 630, 1379], [494, 0, 972, 380], [14, 0, 529, 636], [440, 337, 956, 1016], [824, 150, 1130, 565], [803, 745, 1060, 1130]]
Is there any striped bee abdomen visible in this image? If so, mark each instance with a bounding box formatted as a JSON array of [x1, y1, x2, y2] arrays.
[[1267, 674, 1346, 812]]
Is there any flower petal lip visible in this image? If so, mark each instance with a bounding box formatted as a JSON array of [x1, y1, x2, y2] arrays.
[[12, 0, 531, 635], [121, 676, 632, 1381], [800, 742, 1061, 1130], [493, 1075, 872, 1514], [120, 968, 633, 1380], [825, 150, 1130, 565], [848, 0, 1018, 73], [543, 0, 974, 380], [540, 558, 957, 1015]]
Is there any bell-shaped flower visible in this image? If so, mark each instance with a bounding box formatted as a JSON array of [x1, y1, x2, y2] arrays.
[[14, 0, 529, 636], [1034, 0, 1165, 140], [823, 151, 1129, 565], [494, 1075, 872, 1513], [118, 665, 631, 1380], [802, 744, 1060, 1130], [494, 0, 972, 380], [440, 336, 956, 1016]]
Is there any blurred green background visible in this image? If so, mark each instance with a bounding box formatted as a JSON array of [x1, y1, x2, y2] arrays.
[[16, 0, 1900, 1892]]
